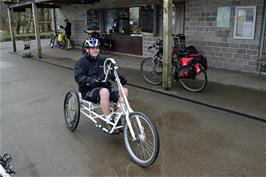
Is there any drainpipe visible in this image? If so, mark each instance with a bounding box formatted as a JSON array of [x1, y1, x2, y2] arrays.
[[53, 8, 57, 32]]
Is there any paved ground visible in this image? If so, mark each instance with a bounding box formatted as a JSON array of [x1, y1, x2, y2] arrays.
[[0, 40, 266, 176], [3, 39, 264, 120]]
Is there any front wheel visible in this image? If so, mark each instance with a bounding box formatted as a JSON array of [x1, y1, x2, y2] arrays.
[[178, 63, 207, 92], [50, 37, 55, 48], [140, 57, 163, 85], [124, 112, 160, 167], [81, 41, 86, 54], [64, 89, 80, 131]]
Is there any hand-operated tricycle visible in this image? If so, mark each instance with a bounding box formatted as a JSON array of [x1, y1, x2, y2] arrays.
[[64, 58, 159, 166]]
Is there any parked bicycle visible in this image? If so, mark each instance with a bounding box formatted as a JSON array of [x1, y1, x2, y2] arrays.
[[64, 58, 159, 166], [50, 26, 73, 49], [141, 36, 208, 92], [99, 33, 113, 54], [81, 31, 113, 54]]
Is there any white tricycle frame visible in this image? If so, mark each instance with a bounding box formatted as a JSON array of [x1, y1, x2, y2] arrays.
[[64, 58, 159, 166]]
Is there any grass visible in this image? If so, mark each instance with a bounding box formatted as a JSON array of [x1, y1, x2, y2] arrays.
[[1, 32, 50, 42]]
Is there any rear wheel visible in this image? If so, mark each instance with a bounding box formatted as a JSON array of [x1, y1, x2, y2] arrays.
[[101, 43, 111, 54], [64, 89, 80, 131], [178, 63, 207, 92], [140, 57, 163, 85], [124, 112, 159, 166]]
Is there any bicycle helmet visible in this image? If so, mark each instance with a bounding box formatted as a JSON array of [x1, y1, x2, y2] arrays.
[[84, 38, 100, 48]]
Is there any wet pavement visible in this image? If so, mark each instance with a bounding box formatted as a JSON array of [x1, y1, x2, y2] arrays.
[[0, 40, 266, 176]]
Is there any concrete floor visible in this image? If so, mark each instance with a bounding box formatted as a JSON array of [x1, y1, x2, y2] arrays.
[[0, 42, 265, 177]]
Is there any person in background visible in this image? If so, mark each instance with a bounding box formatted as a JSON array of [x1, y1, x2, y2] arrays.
[[64, 17, 72, 49]]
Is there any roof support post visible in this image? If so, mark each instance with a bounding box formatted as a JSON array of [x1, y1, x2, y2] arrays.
[[162, 0, 172, 89], [7, 8, 16, 52], [32, 1, 42, 58], [152, 2, 157, 36]]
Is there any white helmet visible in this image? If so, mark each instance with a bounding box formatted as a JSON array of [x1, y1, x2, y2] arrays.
[[84, 38, 100, 48]]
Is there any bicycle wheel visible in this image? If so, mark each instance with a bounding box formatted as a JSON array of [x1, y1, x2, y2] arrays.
[[81, 42, 86, 54], [100, 43, 110, 54], [50, 38, 54, 48], [64, 89, 80, 131], [178, 63, 207, 92], [140, 57, 163, 85], [124, 112, 159, 167]]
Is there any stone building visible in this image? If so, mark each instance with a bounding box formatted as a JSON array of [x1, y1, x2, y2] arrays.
[[52, 0, 265, 73], [4, 0, 266, 74]]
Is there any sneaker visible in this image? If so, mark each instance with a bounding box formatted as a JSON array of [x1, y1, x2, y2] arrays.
[[104, 114, 120, 135]]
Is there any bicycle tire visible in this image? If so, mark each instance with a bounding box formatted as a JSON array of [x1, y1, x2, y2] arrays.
[[100, 44, 110, 54], [81, 41, 86, 54], [178, 63, 207, 92], [140, 57, 163, 85], [124, 112, 160, 167], [63, 89, 80, 131], [50, 38, 54, 48]]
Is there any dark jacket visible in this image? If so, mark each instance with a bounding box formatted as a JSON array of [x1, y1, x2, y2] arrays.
[[74, 54, 108, 94], [65, 21, 71, 36], [74, 54, 127, 96]]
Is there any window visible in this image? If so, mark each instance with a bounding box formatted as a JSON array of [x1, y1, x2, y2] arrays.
[[234, 6, 257, 39], [104, 8, 129, 34], [139, 6, 153, 33], [87, 9, 100, 30], [129, 7, 140, 34]]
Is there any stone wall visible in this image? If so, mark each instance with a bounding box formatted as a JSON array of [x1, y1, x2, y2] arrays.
[[142, 36, 161, 58], [184, 0, 264, 73]]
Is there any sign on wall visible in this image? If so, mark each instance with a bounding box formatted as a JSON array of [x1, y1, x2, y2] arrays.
[[234, 6, 257, 39], [216, 7, 231, 27]]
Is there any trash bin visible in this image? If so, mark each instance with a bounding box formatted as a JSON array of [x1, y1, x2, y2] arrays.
[[0, 30, 3, 42]]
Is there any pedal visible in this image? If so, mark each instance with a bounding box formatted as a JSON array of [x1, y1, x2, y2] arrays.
[[95, 123, 109, 133]]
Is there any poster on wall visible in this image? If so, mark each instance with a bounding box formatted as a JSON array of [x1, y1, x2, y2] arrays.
[[216, 7, 230, 27], [234, 6, 257, 39]]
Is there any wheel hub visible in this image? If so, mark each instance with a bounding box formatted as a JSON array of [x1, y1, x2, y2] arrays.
[[138, 133, 146, 142]]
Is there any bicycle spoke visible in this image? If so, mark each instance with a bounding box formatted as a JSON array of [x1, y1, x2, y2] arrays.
[[124, 112, 159, 166]]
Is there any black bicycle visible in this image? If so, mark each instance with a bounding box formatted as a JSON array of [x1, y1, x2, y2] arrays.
[[0, 154, 15, 177], [81, 31, 113, 54], [100, 33, 113, 54], [141, 39, 208, 92], [49, 30, 58, 48]]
